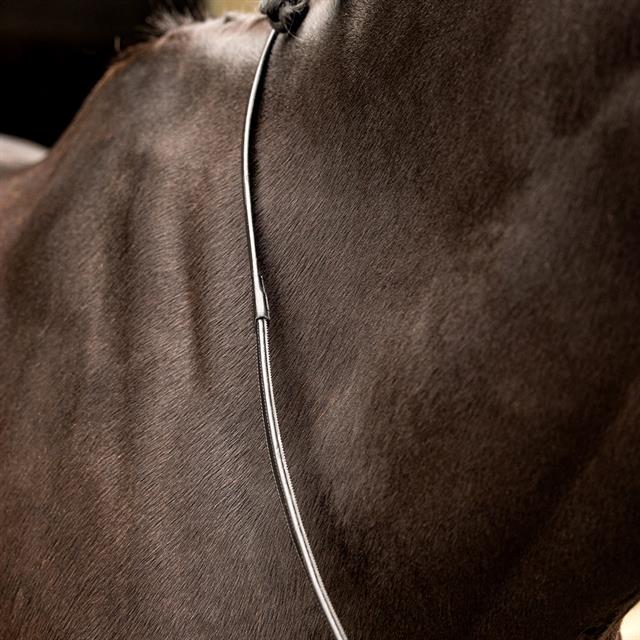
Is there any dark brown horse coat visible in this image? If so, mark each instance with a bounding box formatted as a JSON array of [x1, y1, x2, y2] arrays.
[[1, 1, 639, 638]]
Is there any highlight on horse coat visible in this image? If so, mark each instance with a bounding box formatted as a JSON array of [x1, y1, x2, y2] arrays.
[[1, 1, 640, 639]]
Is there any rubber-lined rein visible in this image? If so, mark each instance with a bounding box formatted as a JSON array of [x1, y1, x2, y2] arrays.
[[241, 29, 349, 640]]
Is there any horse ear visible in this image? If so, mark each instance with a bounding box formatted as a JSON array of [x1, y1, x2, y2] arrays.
[[259, 0, 309, 33]]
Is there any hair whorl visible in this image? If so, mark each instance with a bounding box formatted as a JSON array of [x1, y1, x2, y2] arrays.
[[260, 0, 309, 33]]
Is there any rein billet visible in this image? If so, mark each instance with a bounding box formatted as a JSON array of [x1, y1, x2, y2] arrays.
[[241, 29, 349, 640]]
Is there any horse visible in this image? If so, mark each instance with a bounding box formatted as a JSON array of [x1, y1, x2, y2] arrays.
[[1, 1, 640, 638]]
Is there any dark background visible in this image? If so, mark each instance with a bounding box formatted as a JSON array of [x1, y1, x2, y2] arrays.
[[0, 0, 204, 146]]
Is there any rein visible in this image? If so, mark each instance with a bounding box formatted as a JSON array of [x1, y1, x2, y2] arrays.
[[242, 29, 349, 640]]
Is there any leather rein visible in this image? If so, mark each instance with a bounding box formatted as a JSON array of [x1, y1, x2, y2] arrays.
[[241, 29, 349, 640]]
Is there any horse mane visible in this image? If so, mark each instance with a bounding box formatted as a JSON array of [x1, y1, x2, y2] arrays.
[[146, 0, 310, 36], [147, 3, 207, 38], [115, 0, 309, 64], [148, 0, 312, 37], [113, 3, 206, 64]]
